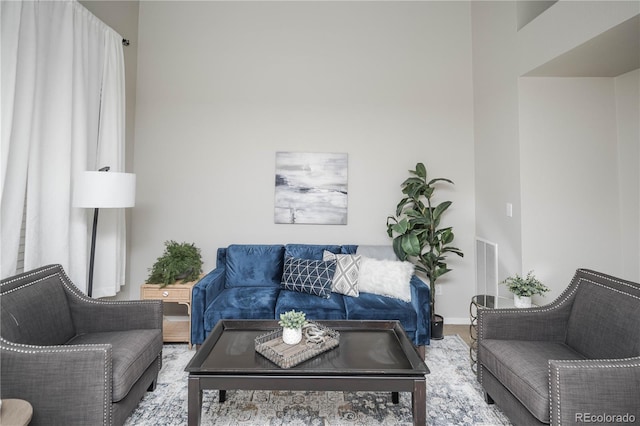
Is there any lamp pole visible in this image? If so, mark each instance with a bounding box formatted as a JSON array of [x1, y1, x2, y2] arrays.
[[87, 166, 110, 297]]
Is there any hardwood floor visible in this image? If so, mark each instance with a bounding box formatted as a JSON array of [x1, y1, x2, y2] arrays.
[[444, 324, 472, 346]]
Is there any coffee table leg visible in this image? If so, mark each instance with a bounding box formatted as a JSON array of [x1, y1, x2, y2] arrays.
[[219, 390, 226, 403], [392, 392, 399, 404], [188, 377, 202, 426], [412, 378, 426, 425]]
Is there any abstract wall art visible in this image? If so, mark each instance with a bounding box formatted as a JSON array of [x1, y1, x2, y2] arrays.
[[274, 152, 348, 225]]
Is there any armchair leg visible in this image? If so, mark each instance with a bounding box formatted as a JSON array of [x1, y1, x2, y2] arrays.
[[484, 392, 494, 404], [148, 379, 157, 392]]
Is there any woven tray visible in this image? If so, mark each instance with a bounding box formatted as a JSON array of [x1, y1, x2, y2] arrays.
[[255, 322, 340, 369]]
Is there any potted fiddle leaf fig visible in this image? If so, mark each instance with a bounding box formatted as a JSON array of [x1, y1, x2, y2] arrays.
[[147, 240, 203, 287], [387, 162, 463, 340]]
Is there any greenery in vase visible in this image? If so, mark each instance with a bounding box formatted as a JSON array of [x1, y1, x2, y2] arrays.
[[147, 240, 203, 287], [502, 271, 550, 297], [278, 310, 307, 329], [386, 162, 463, 318]]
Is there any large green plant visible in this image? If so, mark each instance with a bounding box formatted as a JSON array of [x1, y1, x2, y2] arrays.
[[386, 163, 463, 317], [147, 240, 203, 287]]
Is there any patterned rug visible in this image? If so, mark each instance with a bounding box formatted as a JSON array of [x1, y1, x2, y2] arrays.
[[125, 335, 511, 425]]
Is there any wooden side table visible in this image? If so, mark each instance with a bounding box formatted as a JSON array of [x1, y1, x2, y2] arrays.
[[141, 277, 201, 349], [0, 399, 33, 426]]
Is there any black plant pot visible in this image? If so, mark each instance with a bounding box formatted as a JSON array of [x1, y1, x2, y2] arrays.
[[431, 314, 444, 340]]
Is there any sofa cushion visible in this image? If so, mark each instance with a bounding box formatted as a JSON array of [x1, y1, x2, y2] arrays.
[[205, 287, 280, 328], [281, 256, 336, 299], [322, 251, 360, 297], [356, 245, 398, 260], [344, 292, 418, 335], [0, 276, 75, 345], [480, 339, 585, 423], [566, 280, 640, 359], [285, 244, 342, 260], [67, 329, 163, 402], [275, 290, 347, 320], [225, 244, 284, 288], [358, 258, 414, 302]]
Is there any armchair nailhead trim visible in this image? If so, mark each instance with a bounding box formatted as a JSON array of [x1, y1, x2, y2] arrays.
[[0, 337, 113, 426], [1, 265, 163, 326], [549, 356, 640, 425]]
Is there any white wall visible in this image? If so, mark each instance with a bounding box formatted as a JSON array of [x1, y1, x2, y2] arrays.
[[615, 69, 640, 281], [519, 77, 623, 301], [132, 1, 476, 321], [518, 0, 639, 75], [471, 1, 523, 297]]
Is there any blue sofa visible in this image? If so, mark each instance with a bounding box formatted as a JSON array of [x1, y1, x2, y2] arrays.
[[191, 244, 431, 353]]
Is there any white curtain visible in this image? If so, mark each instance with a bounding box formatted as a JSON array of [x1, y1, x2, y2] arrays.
[[1, 0, 127, 297]]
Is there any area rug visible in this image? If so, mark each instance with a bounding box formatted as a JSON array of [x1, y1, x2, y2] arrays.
[[125, 335, 511, 425]]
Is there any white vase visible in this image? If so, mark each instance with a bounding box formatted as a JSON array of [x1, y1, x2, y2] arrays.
[[282, 327, 302, 345], [514, 295, 532, 308]]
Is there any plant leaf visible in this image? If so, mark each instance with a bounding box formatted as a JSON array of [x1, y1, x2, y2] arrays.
[[401, 234, 421, 256]]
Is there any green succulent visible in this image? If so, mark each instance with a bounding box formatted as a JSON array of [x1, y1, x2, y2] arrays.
[[278, 310, 307, 329], [502, 271, 550, 297]]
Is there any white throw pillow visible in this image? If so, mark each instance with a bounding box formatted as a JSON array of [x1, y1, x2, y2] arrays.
[[322, 251, 360, 297], [358, 257, 414, 302]]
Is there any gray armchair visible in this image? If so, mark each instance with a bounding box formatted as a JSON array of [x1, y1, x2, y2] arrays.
[[1, 264, 163, 426], [477, 268, 640, 425]]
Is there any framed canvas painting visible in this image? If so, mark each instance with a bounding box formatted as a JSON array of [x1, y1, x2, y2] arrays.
[[274, 152, 348, 225]]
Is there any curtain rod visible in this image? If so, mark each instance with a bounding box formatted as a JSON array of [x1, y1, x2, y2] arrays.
[[122, 39, 130, 46]]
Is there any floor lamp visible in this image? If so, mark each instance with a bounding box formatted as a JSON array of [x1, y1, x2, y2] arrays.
[[73, 167, 136, 297]]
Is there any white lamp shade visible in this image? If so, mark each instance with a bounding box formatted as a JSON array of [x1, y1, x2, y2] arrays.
[[73, 171, 136, 208]]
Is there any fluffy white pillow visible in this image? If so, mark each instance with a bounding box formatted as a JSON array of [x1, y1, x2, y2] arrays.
[[358, 257, 414, 302]]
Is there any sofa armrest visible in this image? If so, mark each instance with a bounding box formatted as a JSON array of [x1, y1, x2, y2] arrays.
[[69, 297, 163, 334], [550, 357, 640, 424], [410, 275, 430, 345], [1, 340, 114, 425], [191, 267, 226, 345], [477, 302, 572, 342]]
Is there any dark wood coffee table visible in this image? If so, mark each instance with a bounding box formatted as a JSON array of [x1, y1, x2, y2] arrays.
[[185, 319, 429, 425]]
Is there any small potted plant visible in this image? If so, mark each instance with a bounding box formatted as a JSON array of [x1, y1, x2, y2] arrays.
[[147, 240, 203, 287], [278, 310, 307, 345], [501, 271, 550, 308]]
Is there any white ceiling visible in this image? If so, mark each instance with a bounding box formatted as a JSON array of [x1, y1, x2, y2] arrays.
[[524, 14, 640, 77]]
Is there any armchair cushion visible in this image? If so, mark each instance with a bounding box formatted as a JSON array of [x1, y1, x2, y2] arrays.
[[68, 329, 162, 402], [480, 339, 585, 422], [566, 279, 640, 359], [1, 272, 75, 345]]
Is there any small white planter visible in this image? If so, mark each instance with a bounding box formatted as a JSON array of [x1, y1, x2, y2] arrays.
[[282, 327, 303, 345], [514, 295, 532, 308]]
